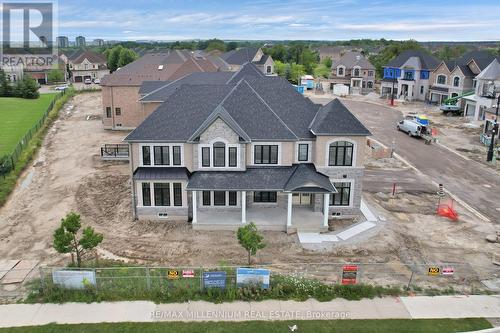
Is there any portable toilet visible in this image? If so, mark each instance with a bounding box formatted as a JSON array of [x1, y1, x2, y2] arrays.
[[300, 75, 315, 90]]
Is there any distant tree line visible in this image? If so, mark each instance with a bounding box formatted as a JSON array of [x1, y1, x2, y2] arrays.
[[0, 71, 39, 99]]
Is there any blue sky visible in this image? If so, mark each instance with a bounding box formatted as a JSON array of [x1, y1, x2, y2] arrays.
[[56, 0, 500, 41]]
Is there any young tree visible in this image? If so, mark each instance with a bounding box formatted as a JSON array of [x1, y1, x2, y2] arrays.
[[290, 63, 306, 84], [47, 68, 64, 83], [20, 76, 39, 99], [274, 60, 287, 76], [107, 45, 123, 72], [237, 222, 265, 265], [322, 57, 332, 69], [117, 48, 138, 68], [313, 63, 331, 79], [53, 212, 104, 267], [0, 70, 12, 97]]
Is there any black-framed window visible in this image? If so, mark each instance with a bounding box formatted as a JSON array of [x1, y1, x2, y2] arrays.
[[213, 191, 226, 206], [202, 191, 211, 206], [254, 145, 278, 164], [115, 107, 121, 116], [353, 68, 360, 77], [229, 147, 237, 167], [173, 183, 182, 206], [106, 107, 111, 118], [172, 146, 181, 165], [330, 182, 351, 206], [298, 144, 308, 161], [142, 183, 151, 206], [154, 146, 169, 165], [154, 183, 170, 206], [229, 191, 237, 206], [328, 141, 354, 166], [202, 147, 210, 167], [213, 142, 225, 167], [453, 76, 460, 87], [437, 75, 446, 85], [142, 146, 151, 165], [338, 67, 344, 76], [254, 191, 277, 203]]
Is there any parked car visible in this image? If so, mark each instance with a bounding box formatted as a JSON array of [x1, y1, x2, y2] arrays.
[[54, 84, 69, 91], [84, 78, 92, 85], [93, 78, 101, 85]]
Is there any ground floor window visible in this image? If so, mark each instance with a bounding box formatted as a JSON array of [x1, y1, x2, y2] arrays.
[[254, 191, 277, 203], [142, 183, 151, 206], [229, 191, 237, 206], [214, 191, 226, 206], [330, 182, 351, 206], [202, 191, 238, 206], [154, 183, 170, 206], [173, 183, 182, 206]]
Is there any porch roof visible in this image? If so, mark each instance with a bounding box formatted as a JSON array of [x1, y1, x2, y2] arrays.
[[186, 164, 336, 193], [133, 167, 190, 181], [430, 85, 449, 93]]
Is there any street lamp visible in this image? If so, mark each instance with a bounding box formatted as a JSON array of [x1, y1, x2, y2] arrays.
[[486, 81, 499, 163]]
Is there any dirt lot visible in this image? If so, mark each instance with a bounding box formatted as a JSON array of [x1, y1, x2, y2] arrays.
[[0, 93, 498, 291]]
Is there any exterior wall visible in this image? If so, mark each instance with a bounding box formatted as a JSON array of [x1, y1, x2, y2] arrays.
[[101, 85, 142, 130], [141, 102, 161, 119], [72, 69, 108, 81]]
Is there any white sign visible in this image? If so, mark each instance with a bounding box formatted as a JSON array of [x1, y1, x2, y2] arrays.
[[52, 270, 96, 289], [442, 267, 454, 276]]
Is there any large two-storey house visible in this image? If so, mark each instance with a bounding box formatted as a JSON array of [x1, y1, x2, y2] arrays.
[[124, 68, 370, 232], [381, 50, 440, 102], [323, 51, 375, 95], [221, 47, 274, 75]]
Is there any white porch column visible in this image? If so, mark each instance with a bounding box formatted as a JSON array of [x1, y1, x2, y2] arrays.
[[192, 191, 197, 224], [287, 193, 293, 227], [323, 193, 330, 227], [241, 191, 246, 224]]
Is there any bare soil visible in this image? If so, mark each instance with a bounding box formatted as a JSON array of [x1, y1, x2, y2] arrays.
[[0, 92, 497, 292]]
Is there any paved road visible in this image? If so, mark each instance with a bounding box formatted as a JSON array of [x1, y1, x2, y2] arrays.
[[342, 100, 500, 222]]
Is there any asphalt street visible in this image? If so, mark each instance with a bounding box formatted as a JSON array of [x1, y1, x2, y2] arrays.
[[343, 99, 500, 222]]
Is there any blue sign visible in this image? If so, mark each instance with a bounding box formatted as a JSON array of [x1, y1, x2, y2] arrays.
[[203, 271, 226, 289], [236, 268, 270, 289]]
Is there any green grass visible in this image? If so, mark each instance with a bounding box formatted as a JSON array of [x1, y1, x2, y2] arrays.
[[0, 319, 491, 333], [0, 93, 57, 155]]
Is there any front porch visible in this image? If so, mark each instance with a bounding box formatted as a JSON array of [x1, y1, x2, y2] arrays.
[[193, 203, 327, 232]]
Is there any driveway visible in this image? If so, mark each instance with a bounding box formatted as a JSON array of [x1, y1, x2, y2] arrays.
[[342, 99, 500, 222]]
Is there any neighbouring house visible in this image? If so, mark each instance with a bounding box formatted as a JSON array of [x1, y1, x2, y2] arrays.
[[221, 47, 274, 75], [100, 50, 227, 130], [463, 58, 500, 122], [123, 72, 371, 231], [23, 54, 66, 84], [0, 63, 23, 82], [316, 46, 345, 63], [381, 50, 440, 101], [322, 51, 375, 95], [429, 51, 498, 106], [63, 50, 108, 83]]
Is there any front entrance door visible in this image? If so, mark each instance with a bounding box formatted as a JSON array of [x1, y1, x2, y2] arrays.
[[292, 193, 311, 206]]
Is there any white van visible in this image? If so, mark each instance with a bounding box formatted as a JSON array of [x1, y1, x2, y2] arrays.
[[397, 119, 427, 137]]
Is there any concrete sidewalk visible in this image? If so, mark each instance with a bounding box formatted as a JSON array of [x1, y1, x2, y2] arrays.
[[0, 295, 499, 328]]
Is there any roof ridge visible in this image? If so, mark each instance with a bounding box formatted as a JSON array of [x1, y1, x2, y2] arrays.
[[243, 80, 299, 140]]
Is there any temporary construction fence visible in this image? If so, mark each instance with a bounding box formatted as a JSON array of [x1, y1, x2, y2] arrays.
[[37, 261, 492, 299], [0, 91, 65, 176]]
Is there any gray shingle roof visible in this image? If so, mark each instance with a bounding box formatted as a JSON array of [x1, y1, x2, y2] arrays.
[[186, 164, 336, 193], [133, 167, 190, 180], [333, 51, 375, 70], [386, 50, 440, 70], [222, 47, 260, 65], [309, 99, 371, 136], [139, 81, 171, 95], [126, 76, 370, 142]]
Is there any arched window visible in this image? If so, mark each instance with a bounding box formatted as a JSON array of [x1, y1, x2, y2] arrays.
[[367, 81, 373, 88], [453, 76, 460, 87], [328, 141, 354, 166], [213, 142, 225, 167], [353, 68, 360, 77], [266, 65, 272, 74], [437, 75, 446, 85], [337, 66, 344, 76]]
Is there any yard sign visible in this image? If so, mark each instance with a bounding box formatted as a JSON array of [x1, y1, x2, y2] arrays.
[[341, 265, 358, 285]]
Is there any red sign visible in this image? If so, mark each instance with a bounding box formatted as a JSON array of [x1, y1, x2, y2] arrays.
[[341, 265, 358, 285], [442, 267, 454, 276], [182, 270, 195, 278]]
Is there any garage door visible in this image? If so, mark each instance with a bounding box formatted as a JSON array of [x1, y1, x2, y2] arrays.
[[83, 75, 91, 81], [74, 76, 82, 83]]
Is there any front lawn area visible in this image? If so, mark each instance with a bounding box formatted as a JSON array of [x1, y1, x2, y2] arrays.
[[0, 319, 492, 333], [0, 93, 57, 156]]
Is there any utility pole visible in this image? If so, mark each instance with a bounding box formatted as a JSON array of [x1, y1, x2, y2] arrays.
[[486, 93, 499, 162]]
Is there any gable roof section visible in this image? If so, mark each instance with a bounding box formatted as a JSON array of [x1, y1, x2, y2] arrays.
[[222, 47, 260, 65], [284, 164, 336, 192], [386, 50, 440, 70], [476, 58, 500, 81], [71, 50, 107, 64], [226, 62, 265, 84], [310, 99, 371, 136], [334, 51, 374, 70]]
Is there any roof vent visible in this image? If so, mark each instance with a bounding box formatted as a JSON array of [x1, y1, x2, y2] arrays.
[[158, 65, 164, 70]]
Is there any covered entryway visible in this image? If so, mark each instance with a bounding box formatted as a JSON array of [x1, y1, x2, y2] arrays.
[[293, 193, 311, 206]]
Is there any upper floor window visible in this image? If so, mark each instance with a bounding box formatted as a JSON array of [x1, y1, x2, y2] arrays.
[[420, 70, 430, 80], [437, 75, 446, 85], [213, 142, 225, 167], [254, 145, 278, 164], [143, 145, 182, 166], [353, 68, 360, 77], [154, 146, 169, 165], [337, 66, 344, 76], [403, 70, 414, 80], [298, 144, 309, 162], [106, 107, 111, 118], [368, 71, 374, 77], [142, 146, 151, 165], [115, 107, 121, 116], [328, 141, 354, 166], [266, 66, 272, 74], [453, 76, 460, 87]]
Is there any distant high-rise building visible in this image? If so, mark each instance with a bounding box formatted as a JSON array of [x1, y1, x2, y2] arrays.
[[93, 39, 105, 46], [75, 36, 86, 47], [57, 36, 69, 48]]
